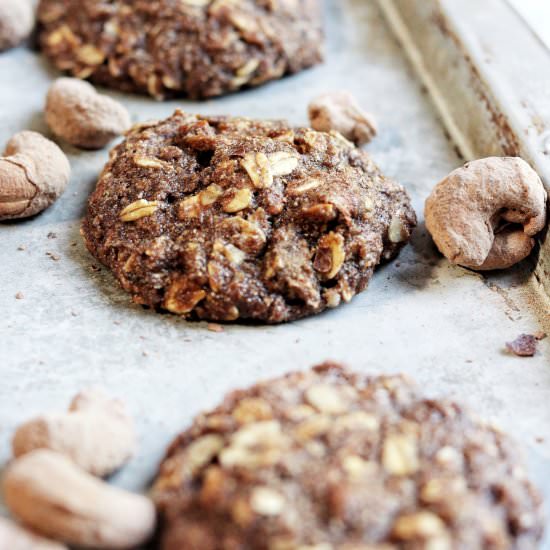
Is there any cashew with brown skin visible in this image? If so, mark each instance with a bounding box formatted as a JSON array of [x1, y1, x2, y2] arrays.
[[308, 91, 378, 146], [0, 517, 67, 550], [45, 78, 131, 149], [0, 131, 71, 221], [3, 450, 156, 549], [425, 157, 547, 270], [0, 0, 34, 52], [12, 388, 136, 477]]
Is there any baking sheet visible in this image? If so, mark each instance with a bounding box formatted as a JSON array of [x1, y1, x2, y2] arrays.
[[1, 0, 549, 546]]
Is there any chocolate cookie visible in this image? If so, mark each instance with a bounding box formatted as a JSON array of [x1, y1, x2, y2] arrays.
[[81, 110, 415, 323], [37, 0, 323, 99], [153, 363, 544, 549]]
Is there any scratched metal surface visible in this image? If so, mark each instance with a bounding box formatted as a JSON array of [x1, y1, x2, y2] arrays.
[[1, 0, 549, 546]]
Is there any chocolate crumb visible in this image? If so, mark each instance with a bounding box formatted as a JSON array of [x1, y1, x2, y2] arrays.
[[506, 334, 538, 357]]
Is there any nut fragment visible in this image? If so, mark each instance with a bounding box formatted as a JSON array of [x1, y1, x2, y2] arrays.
[[250, 487, 285, 516], [200, 184, 223, 206], [506, 333, 539, 357], [0, 0, 34, 52], [178, 195, 201, 219], [268, 151, 299, 177], [75, 45, 105, 66], [220, 420, 287, 469], [180, 0, 211, 6], [119, 199, 159, 222], [184, 434, 225, 474], [425, 157, 547, 270], [12, 388, 136, 477], [0, 131, 71, 221], [392, 511, 447, 541], [308, 91, 378, 146], [224, 188, 252, 213], [288, 178, 322, 196], [313, 232, 346, 279], [382, 433, 419, 476], [241, 152, 273, 188], [45, 78, 131, 149], [134, 156, 167, 169], [305, 383, 348, 414], [164, 277, 206, 314], [0, 517, 67, 550], [3, 450, 156, 549]]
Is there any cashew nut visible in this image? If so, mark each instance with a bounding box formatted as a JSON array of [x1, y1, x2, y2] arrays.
[[45, 78, 131, 149], [0, 517, 67, 550], [3, 450, 156, 549], [0, 0, 34, 52], [308, 90, 378, 146], [0, 131, 71, 221], [12, 388, 136, 477], [425, 157, 547, 270]]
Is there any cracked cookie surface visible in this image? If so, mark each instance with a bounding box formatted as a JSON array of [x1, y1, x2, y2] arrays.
[[37, 0, 323, 99], [81, 110, 415, 323], [153, 363, 544, 549]]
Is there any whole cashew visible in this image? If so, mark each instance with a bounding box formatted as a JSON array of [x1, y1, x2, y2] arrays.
[[13, 389, 136, 477], [0, 131, 71, 221], [425, 157, 547, 270], [0, 517, 67, 550], [3, 450, 156, 549], [308, 91, 378, 146], [45, 78, 131, 149], [0, 0, 34, 52]]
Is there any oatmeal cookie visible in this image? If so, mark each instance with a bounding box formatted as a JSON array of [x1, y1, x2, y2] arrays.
[[153, 363, 544, 549], [37, 0, 323, 99], [81, 110, 415, 323]]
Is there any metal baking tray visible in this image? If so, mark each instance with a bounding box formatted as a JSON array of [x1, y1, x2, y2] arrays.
[[2, 0, 549, 546]]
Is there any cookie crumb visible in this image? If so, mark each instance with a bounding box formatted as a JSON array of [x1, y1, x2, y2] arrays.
[[534, 331, 547, 341], [46, 252, 60, 261], [47, 231, 57, 239], [506, 334, 538, 357], [15, 291, 24, 300], [17, 245, 26, 251], [207, 323, 224, 333]]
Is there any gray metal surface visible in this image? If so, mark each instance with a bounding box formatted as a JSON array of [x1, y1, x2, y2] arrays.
[[378, 0, 550, 300], [1, 0, 549, 546]]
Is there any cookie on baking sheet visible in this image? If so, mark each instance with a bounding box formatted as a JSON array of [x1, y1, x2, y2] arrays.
[[37, 0, 323, 100], [152, 363, 544, 550], [81, 110, 415, 323]]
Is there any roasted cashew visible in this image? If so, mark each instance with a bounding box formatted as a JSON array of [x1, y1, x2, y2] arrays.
[[425, 157, 547, 270], [0, 131, 71, 221]]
